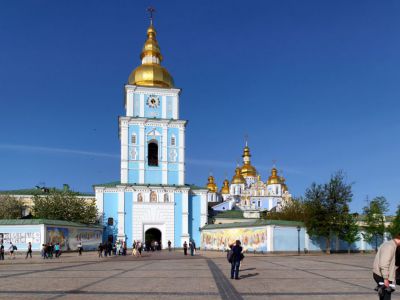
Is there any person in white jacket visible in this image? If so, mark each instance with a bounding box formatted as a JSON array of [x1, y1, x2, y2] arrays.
[[373, 233, 400, 300]]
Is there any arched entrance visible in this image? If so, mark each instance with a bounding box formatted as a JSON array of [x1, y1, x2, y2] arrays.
[[145, 228, 161, 251]]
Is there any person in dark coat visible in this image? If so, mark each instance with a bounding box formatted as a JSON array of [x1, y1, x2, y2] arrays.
[[183, 241, 188, 255], [230, 240, 243, 280], [396, 245, 400, 285]]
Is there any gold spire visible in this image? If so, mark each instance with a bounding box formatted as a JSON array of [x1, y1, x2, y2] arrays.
[[128, 13, 174, 88], [267, 167, 282, 185], [206, 175, 218, 193], [240, 145, 257, 178], [220, 179, 230, 194], [232, 167, 245, 184]]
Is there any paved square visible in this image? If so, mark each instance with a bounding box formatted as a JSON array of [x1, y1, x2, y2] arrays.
[[0, 251, 398, 299]]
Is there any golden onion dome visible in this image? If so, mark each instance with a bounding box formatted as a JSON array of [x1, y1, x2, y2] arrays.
[[220, 179, 230, 194], [206, 175, 218, 193], [240, 145, 257, 177], [267, 167, 282, 184], [231, 167, 246, 184], [128, 24, 174, 88]]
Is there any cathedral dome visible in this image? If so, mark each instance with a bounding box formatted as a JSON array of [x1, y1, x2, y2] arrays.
[[232, 167, 245, 184], [240, 145, 257, 177], [220, 179, 230, 194], [206, 175, 218, 193], [128, 24, 174, 88], [267, 168, 282, 185]]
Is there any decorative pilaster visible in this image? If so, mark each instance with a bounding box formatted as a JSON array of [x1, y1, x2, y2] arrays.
[[200, 192, 208, 227], [139, 124, 145, 184], [117, 186, 126, 241], [120, 120, 129, 184], [178, 127, 185, 185], [181, 190, 189, 244]]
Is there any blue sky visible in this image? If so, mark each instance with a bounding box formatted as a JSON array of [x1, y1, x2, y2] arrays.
[[0, 1, 399, 213]]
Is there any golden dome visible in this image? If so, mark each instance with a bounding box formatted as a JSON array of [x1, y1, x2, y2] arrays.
[[128, 24, 174, 88], [240, 145, 257, 178], [220, 179, 230, 194], [267, 167, 282, 185], [231, 167, 245, 184], [206, 176, 218, 193]]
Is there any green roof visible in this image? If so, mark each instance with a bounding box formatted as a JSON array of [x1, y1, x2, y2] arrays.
[[0, 188, 93, 196], [93, 181, 207, 190], [0, 219, 102, 228], [214, 210, 244, 218], [203, 219, 304, 230]]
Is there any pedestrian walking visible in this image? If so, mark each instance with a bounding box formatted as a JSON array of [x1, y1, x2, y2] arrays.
[[9, 242, 16, 259], [168, 240, 172, 252], [25, 242, 32, 259], [54, 243, 61, 258], [183, 241, 188, 255], [77, 242, 83, 256], [137, 241, 142, 257], [373, 232, 400, 300], [228, 240, 244, 280], [189, 240, 195, 256], [98, 243, 103, 258], [0, 242, 4, 260]]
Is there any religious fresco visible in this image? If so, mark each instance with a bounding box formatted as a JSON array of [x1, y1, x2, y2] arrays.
[[201, 227, 268, 252], [47, 227, 69, 250]]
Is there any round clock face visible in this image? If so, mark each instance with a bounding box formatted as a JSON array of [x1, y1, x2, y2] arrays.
[[147, 95, 159, 108]]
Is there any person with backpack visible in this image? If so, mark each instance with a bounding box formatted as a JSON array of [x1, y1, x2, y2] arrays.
[[9, 242, 16, 259], [228, 240, 244, 280]]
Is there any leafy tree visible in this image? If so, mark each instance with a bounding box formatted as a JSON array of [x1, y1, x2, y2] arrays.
[[0, 195, 25, 219], [387, 205, 400, 239], [362, 196, 388, 252], [303, 171, 353, 254], [338, 205, 360, 253], [33, 190, 98, 224], [265, 197, 307, 222]]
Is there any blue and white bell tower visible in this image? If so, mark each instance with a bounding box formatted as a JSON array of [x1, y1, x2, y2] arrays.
[[94, 15, 208, 249]]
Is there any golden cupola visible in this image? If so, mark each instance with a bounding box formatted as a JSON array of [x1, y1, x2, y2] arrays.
[[220, 179, 230, 194], [267, 167, 282, 185], [128, 22, 174, 88], [240, 145, 257, 178], [231, 167, 246, 184], [206, 176, 218, 193]]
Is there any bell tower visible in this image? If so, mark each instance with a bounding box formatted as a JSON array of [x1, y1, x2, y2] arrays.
[[119, 14, 186, 185]]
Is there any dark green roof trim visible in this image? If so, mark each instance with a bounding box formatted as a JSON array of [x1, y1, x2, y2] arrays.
[[0, 219, 102, 228], [93, 181, 207, 190], [202, 219, 304, 230]]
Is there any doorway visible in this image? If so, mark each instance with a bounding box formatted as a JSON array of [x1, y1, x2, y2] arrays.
[[145, 228, 161, 251]]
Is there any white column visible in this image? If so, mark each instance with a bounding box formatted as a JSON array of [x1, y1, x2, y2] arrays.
[[139, 125, 145, 184], [120, 120, 129, 184], [162, 125, 168, 184], [140, 94, 145, 117], [161, 95, 167, 118], [95, 187, 105, 223], [178, 127, 185, 185], [181, 190, 189, 244], [267, 226, 274, 252], [174, 96, 179, 119], [200, 192, 208, 227], [117, 187, 125, 241], [126, 90, 134, 116]]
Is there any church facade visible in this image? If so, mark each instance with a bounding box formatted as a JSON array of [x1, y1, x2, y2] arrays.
[[94, 20, 208, 248]]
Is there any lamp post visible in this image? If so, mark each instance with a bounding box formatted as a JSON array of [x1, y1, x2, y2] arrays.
[[297, 226, 301, 255]]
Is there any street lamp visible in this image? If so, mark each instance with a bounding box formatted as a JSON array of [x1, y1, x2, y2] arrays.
[[296, 226, 301, 255]]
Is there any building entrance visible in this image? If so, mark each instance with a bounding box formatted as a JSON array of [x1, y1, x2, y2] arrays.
[[145, 228, 162, 251]]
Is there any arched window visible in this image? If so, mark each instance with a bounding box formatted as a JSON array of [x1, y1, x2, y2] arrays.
[[148, 140, 158, 166], [131, 134, 137, 144], [150, 191, 157, 202], [164, 193, 169, 203], [137, 193, 143, 202], [171, 135, 176, 146]]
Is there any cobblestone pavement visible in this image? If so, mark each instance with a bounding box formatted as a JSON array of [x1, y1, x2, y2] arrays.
[[0, 250, 398, 299]]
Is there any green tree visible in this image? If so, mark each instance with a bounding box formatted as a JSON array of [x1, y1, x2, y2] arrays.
[[362, 196, 388, 252], [387, 205, 400, 239], [338, 206, 360, 253], [265, 197, 306, 222], [303, 171, 353, 254], [0, 195, 25, 219], [33, 190, 98, 224]]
